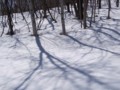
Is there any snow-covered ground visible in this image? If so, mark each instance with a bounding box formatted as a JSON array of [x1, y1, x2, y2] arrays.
[[0, 4, 120, 90]]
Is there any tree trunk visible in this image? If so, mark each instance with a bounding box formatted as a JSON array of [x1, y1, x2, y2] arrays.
[[83, 0, 88, 29], [116, 0, 119, 7], [59, 0, 66, 35], [5, 0, 14, 35], [28, 0, 38, 36], [107, 0, 111, 19]]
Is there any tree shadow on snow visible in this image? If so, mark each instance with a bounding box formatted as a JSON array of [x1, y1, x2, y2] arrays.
[[90, 20, 120, 45], [67, 35, 120, 55], [14, 35, 120, 90]]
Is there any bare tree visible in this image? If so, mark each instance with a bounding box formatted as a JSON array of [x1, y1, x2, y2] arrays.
[[59, 0, 66, 35], [107, 0, 111, 19], [5, 0, 14, 35], [28, 0, 38, 36], [116, 0, 119, 7]]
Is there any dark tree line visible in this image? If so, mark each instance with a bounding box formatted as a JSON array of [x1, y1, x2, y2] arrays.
[[0, 0, 119, 36]]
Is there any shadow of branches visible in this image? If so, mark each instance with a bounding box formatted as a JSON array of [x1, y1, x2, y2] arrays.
[[67, 35, 120, 55], [14, 35, 120, 90]]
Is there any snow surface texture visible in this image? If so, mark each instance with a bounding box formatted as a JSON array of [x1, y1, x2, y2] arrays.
[[0, 3, 120, 90]]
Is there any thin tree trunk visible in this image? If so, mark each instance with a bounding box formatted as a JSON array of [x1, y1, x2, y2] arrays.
[[107, 0, 111, 19], [28, 0, 38, 36], [5, 0, 14, 35], [59, 0, 66, 35], [83, 0, 88, 29], [116, 0, 119, 7]]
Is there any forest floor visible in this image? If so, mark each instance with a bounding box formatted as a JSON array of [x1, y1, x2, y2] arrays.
[[0, 4, 120, 90]]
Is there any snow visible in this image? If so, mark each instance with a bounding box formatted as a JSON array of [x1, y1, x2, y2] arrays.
[[0, 4, 120, 90]]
